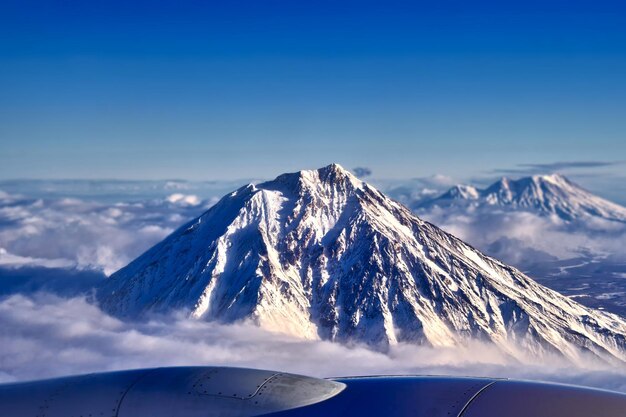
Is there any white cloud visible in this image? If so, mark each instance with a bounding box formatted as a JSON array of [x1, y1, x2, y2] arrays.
[[1, 180, 626, 393], [165, 193, 202, 206], [0, 247, 75, 269], [0, 190, 210, 275], [418, 206, 626, 262], [164, 181, 193, 191], [0, 293, 625, 393], [373, 175, 457, 207]]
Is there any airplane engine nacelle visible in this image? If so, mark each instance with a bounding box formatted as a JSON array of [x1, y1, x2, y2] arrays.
[[0, 366, 624, 417]]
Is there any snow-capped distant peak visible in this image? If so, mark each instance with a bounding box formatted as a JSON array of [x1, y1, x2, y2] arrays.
[[419, 173, 626, 222], [99, 165, 626, 365], [439, 185, 480, 200]]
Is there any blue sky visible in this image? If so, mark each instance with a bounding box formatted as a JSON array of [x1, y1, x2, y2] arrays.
[[1, 1, 625, 180]]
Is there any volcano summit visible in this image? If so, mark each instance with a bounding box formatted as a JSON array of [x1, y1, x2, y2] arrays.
[[99, 164, 626, 364]]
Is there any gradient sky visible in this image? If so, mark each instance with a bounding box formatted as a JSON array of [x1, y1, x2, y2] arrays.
[[1, 1, 625, 180]]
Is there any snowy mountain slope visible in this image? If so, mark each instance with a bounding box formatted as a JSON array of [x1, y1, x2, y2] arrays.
[[418, 174, 626, 222], [98, 165, 626, 364]]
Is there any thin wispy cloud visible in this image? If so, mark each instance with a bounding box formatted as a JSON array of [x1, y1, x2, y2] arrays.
[[352, 167, 373, 178], [521, 161, 626, 170], [490, 160, 626, 177]]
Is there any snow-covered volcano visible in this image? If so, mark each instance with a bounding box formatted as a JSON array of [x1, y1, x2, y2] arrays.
[[418, 174, 626, 222], [99, 165, 626, 364]]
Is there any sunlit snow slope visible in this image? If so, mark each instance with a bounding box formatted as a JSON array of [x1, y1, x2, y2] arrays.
[[99, 165, 626, 364]]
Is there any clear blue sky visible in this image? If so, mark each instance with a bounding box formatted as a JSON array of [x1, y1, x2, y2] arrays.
[[1, 1, 625, 180]]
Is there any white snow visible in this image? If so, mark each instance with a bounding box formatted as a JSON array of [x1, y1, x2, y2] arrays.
[[99, 164, 626, 364], [420, 173, 626, 223]]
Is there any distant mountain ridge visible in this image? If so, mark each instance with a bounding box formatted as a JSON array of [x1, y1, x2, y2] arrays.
[[418, 174, 626, 222], [99, 165, 626, 364]]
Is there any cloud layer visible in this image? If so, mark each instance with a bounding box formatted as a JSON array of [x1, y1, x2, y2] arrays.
[[1, 292, 625, 393], [0, 179, 625, 394], [419, 205, 626, 265], [0, 190, 214, 275]]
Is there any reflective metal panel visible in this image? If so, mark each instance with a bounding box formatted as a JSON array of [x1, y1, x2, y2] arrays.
[[0, 367, 345, 417], [461, 380, 626, 417], [263, 376, 496, 417]]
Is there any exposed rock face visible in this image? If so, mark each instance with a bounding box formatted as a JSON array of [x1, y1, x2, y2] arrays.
[[99, 164, 626, 364]]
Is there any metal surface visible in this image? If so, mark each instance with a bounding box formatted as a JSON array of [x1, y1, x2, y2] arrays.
[[263, 376, 496, 417], [265, 376, 626, 417], [0, 369, 150, 417], [460, 379, 626, 417], [1, 366, 626, 417], [117, 367, 345, 417], [0, 367, 345, 417]]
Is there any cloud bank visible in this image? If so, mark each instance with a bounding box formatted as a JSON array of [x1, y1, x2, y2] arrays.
[[0, 190, 213, 275], [374, 174, 456, 207], [415, 205, 626, 316], [419, 206, 626, 264], [0, 292, 625, 393], [0, 179, 625, 394]]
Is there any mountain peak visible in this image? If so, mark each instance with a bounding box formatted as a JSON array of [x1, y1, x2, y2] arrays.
[[322, 162, 348, 173], [421, 173, 626, 222], [269, 164, 363, 196], [98, 167, 626, 363], [530, 173, 568, 185], [440, 184, 480, 200], [312, 163, 360, 185], [498, 176, 512, 186]]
